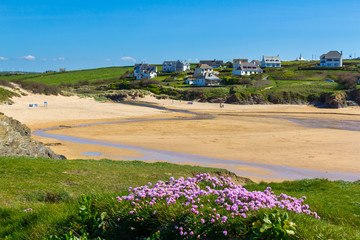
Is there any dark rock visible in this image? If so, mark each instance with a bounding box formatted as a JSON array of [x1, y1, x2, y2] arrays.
[[321, 92, 347, 108], [0, 115, 66, 159]]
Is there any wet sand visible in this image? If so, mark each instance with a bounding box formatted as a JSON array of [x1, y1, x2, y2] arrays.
[[1, 94, 360, 182]]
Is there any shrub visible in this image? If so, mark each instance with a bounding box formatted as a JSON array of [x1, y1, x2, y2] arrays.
[[0, 79, 14, 88], [99, 174, 318, 239], [11, 80, 61, 95]]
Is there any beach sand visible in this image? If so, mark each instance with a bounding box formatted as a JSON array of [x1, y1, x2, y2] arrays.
[[1, 93, 359, 182]]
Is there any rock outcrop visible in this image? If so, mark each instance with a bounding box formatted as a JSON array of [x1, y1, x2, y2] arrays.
[[0, 114, 66, 159], [320, 92, 347, 108]]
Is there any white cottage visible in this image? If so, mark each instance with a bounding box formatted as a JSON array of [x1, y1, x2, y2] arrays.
[[194, 64, 214, 76], [319, 51, 343, 67], [187, 72, 222, 86], [261, 56, 281, 68], [233, 63, 263, 76], [134, 64, 158, 79], [162, 60, 190, 73]]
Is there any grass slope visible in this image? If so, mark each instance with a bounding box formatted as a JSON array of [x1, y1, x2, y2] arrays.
[[0, 157, 359, 239], [0, 67, 133, 86], [0, 157, 234, 239]]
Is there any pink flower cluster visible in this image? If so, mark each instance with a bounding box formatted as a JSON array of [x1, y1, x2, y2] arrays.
[[23, 208, 33, 213], [116, 173, 319, 237]]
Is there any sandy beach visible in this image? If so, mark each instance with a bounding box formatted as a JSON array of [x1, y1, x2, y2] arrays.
[[1, 93, 360, 182]]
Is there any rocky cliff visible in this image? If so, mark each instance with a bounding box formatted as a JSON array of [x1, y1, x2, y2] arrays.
[[0, 114, 66, 159]]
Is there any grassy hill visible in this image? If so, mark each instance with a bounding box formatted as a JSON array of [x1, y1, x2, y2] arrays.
[[0, 157, 359, 239], [0, 61, 360, 105], [0, 66, 133, 86]]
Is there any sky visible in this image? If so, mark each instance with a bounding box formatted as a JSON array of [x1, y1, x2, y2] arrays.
[[1, 0, 359, 72]]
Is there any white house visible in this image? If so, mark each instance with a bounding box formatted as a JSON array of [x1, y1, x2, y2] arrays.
[[319, 51, 343, 67], [162, 60, 190, 72], [261, 56, 281, 68], [233, 63, 263, 76], [134, 64, 157, 79], [139, 70, 157, 80], [199, 60, 223, 68], [194, 64, 214, 76], [187, 72, 222, 86]]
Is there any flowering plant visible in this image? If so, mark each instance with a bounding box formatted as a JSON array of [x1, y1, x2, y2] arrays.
[[111, 173, 319, 239]]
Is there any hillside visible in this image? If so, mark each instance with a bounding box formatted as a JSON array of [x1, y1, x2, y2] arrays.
[[0, 157, 358, 239], [1, 61, 360, 107]]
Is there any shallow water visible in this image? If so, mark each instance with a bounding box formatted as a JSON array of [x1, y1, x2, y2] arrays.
[[278, 117, 360, 132], [32, 107, 360, 181]]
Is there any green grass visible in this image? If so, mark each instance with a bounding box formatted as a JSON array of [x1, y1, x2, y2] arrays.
[[245, 179, 360, 239], [0, 157, 359, 239], [0, 67, 133, 86], [0, 156, 234, 239], [0, 87, 20, 102]]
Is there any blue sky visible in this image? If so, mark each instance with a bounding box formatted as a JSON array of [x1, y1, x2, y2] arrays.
[[1, 0, 359, 72]]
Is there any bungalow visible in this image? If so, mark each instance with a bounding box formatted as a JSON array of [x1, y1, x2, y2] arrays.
[[187, 72, 222, 86], [134, 63, 157, 79], [200, 59, 223, 68], [319, 51, 342, 67], [194, 64, 214, 76], [233, 62, 263, 76], [261, 56, 281, 68], [162, 60, 190, 73]]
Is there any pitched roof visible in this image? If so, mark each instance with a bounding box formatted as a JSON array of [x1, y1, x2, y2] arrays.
[[197, 64, 213, 69], [236, 62, 263, 71], [320, 51, 342, 59], [200, 60, 224, 66], [196, 72, 221, 81], [263, 56, 281, 62]]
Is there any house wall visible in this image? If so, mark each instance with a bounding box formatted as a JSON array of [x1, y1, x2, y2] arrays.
[[194, 68, 213, 76], [320, 58, 342, 67], [233, 69, 262, 76]]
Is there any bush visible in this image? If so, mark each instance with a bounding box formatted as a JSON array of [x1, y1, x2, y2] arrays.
[[0, 80, 14, 88], [55, 174, 318, 239], [12, 80, 61, 95], [336, 72, 360, 89]]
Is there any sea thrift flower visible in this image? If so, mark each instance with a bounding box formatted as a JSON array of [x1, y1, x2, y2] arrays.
[[116, 173, 319, 238]]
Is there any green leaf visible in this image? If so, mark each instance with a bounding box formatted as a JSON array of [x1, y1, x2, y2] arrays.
[[260, 224, 271, 233]]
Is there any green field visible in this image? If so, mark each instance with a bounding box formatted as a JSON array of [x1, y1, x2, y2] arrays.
[[0, 157, 359, 239], [0, 61, 359, 105], [0, 67, 133, 86]]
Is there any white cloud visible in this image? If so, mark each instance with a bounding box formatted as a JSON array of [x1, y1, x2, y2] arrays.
[[120, 56, 136, 62], [20, 55, 36, 60], [41, 58, 47, 61], [0, 57, 8, 60], [105, 58, 111, 62]]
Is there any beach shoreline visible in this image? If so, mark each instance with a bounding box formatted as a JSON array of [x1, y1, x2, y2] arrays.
[[1, 93, 359, 182]]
